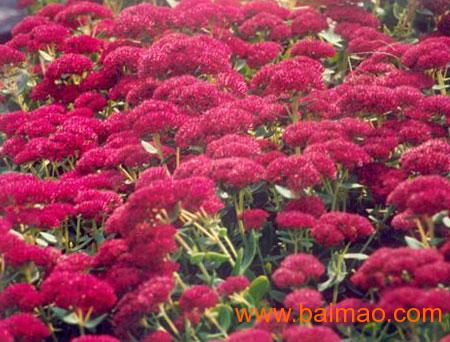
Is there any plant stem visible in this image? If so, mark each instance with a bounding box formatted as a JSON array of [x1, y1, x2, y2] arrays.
[[159, 304, 180, 337], [437, 70, 447, 96], [415, 219, 430, 247], [290, 93, 300, 123]]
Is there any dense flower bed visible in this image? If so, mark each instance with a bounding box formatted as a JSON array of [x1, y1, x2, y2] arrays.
[[0, 0, 449, 341]]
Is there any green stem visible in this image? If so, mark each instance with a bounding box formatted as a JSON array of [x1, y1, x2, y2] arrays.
[[332, 244, 350, 304], [437, 70, 447, 96], [290, 93, 300, 123], [255, 241, 268, 276], [75, 215, 81, 244], [159, 305, 180, 337], [234, 192, 246, 240]]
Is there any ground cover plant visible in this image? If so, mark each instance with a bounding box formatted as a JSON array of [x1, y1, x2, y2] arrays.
[[0, 0, 449, 341]]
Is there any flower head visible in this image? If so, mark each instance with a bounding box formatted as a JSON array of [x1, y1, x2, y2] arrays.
[[179, 285, 219, 312], [240, 209, 269, 230], [312, 212, 374, 246], [282, 326, 341, 342], [217, 276, 250, 296], [272, 253, 325, 288]]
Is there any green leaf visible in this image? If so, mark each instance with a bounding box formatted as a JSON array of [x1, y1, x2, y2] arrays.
[[39, 232, 57, 244], [203, 252, 230, 265], [319, 253, 348, 291], [93, 228, 105, 245], [343, 253, 368, 261], [141, 140, 159, 154], [61, 312, 79, 325], [240, 231, 258, 274], [216, 304, 233, 332], [35, 238, 48, 247], [336, 262, 347, 283], [189, 252, 205, 264], [274, 185, 298, 199], [318, 276, 336, 291], [318, 29, 343, 47], [165, 0, 179, 8], [51, 307, 70, 319], [392, 2, 404, 20], [217, 227, 228, 237], [341, 182, 364, 190], [232, 248, 244, 275], [269, 289, 286, 303], [38, 50, 54, 62], [432, 84, 449, 91], [71, 237, 94, 252], [235, 59, 247, 72], [443, 216, 450, 228], [16, 73, 29, 93], [405, 236, 425, 249], [84, 314, 108, 329], [247, 275, 270, 303]]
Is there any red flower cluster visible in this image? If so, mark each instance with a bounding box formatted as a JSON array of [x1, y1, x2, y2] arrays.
[[272, 253, 325, 288], [351, 247, 449, 290]]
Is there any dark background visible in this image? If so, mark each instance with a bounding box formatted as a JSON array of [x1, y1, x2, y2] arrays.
[[0, 0, 26, 43]]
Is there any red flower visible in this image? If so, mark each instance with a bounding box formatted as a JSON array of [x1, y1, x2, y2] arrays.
[[141, 331, 173, 342], [326, 5, 379, 28], [242, 1, 289, 20], [240, 209, 269, 230], [0, 283, 42, 312], [276, 211, 317, 230], [312, 212, 374, 246], [284, 288, 323, 312], [0, 45, 25, 66], [11, 16, 50, 36], [239, 13, 291, 41], [284, 196, 325, 218], [400, 139, 450, 175], [324, 298, 371, 326], [63, 35, 104, 54], [27, 23, 70, 51], [282, 326, 341, 342], [139, 33, 232, 79], [402, 37, 450, 71], [351, 247, 443, 290], [266, 153, 335, 191], [290, 8, 328, 36], [251, 57, 324, 96], [228, 328, 273, 342], [217, 275, 250, 296], [104, 46, 144, 75], [36, 3, 65, 18], [179, 285, 219, 312], [71, 335, 121, 342], [45, 53, 93, 81], [210, 157, 266, 188], [207, 134, 261, 160], [113, 277, 174, 338], [55, 1, 113, 29], [387, 175, 450, 217], [41, 271, 117, 314], [291, 39, 336, 59], [2, 313, 50, 342], [74, 92, 107, 111], [337, 85, 397, 115], [272, 253, 325, 288], [245, 42, 282, 69], [114, 3, 172, 39]]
